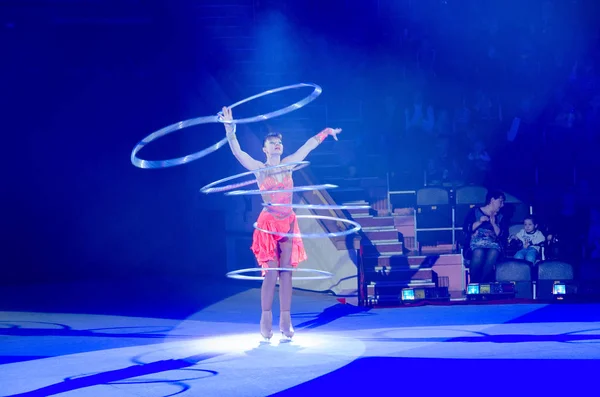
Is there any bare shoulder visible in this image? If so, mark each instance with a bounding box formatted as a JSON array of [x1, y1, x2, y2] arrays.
[[252, 162, 267, 176]]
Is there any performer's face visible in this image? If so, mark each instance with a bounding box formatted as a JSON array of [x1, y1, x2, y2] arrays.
[[263, 137, 283, 156]]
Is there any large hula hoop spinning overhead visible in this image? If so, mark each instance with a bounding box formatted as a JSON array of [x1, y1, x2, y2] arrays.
[[131, 83, 322, 169]]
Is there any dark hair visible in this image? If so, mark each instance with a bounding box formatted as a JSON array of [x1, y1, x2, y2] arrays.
[[485, 189, 506, 204], [263, 132, 282, 146], [524, 215, 537, 224]]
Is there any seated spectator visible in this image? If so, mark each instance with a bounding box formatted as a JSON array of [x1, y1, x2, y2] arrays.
[[466, 140, 491, 184], [463, 190, 507, 283], [425, 137, 462, 185], [405, 91, 435, 137], [509, 216, 545, 264]]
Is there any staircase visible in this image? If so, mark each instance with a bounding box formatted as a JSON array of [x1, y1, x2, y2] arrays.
[[344, 205, 442, 306], [300, 142, 438, 305]]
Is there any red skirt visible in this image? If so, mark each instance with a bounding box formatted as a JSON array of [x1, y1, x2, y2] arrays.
[[251, 210, 307, 274]]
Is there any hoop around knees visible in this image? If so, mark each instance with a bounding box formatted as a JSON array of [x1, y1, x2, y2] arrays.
[[225, 268, 333, 281]]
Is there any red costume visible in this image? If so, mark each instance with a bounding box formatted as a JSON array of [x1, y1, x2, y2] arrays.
[[251, 171, 307, 274]]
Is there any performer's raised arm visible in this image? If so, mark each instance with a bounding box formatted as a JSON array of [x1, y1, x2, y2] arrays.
[[282, 127, 341, 164], [222, 106, 264, 171]]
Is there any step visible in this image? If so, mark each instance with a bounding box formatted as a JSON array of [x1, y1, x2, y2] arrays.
[[328, 189, 368, 204], [343, 200, 372, 216], [362, 238, 398, 244], [343, 200, 370, 205], [351, 212, 374, 218], [363, 251, 405, 259], [362, 255, 410, 267], [406, 256, 451, 267], [419, 245, 457, 255], [362, 228, 399, 241], [365, 262, 421, 271], [347, 208, 371, 216], [364, 267, 436, 282], [362, 243, 404, 255], [357, 216, 395, 228]]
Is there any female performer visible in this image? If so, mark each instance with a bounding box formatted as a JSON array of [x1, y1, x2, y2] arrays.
[[222, 106, 341, 340]]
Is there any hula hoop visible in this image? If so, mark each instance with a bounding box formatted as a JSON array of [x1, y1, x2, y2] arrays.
[[131, 83, 322, 169], [254, 214, 361, 239], [217, 83, 322, 125], [131, 115, 227, 169], [226, 267, 333, 281], [200, 161, 310, 194], [262, 203, 371, 210], [225, 184, 338, 196]]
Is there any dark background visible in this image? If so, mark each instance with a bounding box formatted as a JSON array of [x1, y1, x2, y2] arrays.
[[2, 0, 599, 290]]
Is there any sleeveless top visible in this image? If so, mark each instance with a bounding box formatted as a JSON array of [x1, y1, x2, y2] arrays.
[[255, 165, 294, 219]]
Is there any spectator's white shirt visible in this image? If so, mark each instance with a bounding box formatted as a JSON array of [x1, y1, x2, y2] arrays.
[[516, 229, 545, 252]]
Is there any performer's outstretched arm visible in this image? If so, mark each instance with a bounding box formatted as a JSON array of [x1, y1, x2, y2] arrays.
[[222, 106, 264, 171], [283, 128, 341, 164]]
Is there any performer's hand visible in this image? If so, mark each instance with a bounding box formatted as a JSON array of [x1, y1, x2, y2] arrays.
[[322, 127, 342, 141], [222, 106, 235, 135], [479, 215, 490, 223]]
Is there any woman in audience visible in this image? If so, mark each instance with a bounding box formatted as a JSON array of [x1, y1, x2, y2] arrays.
[[463, 190, 507, 283]]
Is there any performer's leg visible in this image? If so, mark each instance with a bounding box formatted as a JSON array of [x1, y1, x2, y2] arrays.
[[278, 239, 293, 311], [278, 238, 294, 338], [260, 259, 278, 340], [261, 260, 279, 312]]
